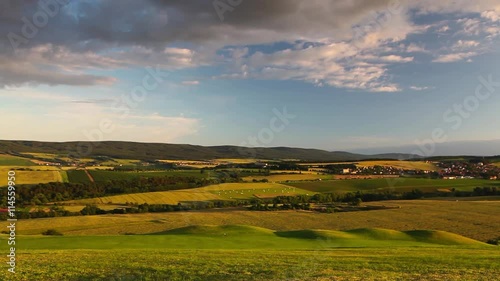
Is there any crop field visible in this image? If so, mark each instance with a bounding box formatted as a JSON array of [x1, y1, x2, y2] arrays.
[[202, 182, 312, 199], [85, 170, 208, 182], [287, 178, 500, 193], [134, 170, 208, 178], [215, 158, 262, 163], [88, 170, 139, 181], [0, 169, 63, 186], [67, 182, 311, 205], [300, 160, 439, 171], [0, 225, 498, 280], [15, 200, 500, 242], [98, 158, 141, 166], [0, 154, 35, 166], [0, 166, 61, 171], [74, 190, 222, 205], [243, 173, 333, 182], [66, 170, 91, 184], [23, 152, 59, 159], [60, 170, 69, 183], [83, 166, 115, 170], [159, 159, 217, 169]]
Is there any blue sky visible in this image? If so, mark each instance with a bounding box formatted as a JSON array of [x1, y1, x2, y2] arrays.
[[0, 0, 499, 154]]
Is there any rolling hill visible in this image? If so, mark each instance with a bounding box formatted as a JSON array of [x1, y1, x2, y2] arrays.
[[0, 140, 421, 161]]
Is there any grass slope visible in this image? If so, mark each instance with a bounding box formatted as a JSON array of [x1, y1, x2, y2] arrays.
[[0, 226, 488, 251], [0, 140, 419, 161], [16, 200, 500, 242], [288, 178, 500, 193], [0, 153, 35, 166]]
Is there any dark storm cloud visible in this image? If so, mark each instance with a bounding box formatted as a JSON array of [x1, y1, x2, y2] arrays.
[[1, 0, 397, 52]]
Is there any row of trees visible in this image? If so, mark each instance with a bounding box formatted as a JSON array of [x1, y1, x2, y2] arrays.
[[0, 176, 220, 206]]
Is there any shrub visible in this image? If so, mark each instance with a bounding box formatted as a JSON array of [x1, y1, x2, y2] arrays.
[[487, 237, 499, 245], [42, 229, 63, 236]]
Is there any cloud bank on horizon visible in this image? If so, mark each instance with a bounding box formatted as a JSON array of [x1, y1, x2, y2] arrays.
[[0, 0, 499, 153]]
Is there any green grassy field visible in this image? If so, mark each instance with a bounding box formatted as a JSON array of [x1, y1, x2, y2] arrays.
[[1, 248, 498, 281], [60, 170, 69, 183], [16, 200, 500, 242], [88, 170, 139, 181], [0, 226, 498, 280], [288, 178, 500, 193], [0, 154, 35, 166], [86, 170, 208, 182], [0, 226, 489, 251], [66, 170, 91, 184]]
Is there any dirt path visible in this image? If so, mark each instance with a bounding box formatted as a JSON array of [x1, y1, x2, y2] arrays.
[[84, 169, 95, 183]]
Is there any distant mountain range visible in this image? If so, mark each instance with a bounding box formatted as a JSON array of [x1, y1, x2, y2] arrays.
[[0, 140, 422, 162], [349, 139, 500, 157]]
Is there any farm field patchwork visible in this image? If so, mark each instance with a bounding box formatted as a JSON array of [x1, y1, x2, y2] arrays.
[[298, 160, 439, 171], [16, 200, 500, 242], [66, 182, 312, 205], [287, 178, 500, 193], [243, 173, 333, 182]]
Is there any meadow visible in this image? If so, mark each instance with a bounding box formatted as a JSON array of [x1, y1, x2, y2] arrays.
[[15, 200, 500, 242], [287, 178, 499, 193], [0, 154, 35, 166], [1, 248, 498, 281], [0, 225, 498, 280]]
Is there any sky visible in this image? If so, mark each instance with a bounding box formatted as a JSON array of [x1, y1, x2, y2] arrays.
[[0, 0, 499, 155]]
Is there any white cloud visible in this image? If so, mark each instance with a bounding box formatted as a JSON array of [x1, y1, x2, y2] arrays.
[[406, 43, 428, 53], [437, 25, 450, 33], [181, 80, 200, 86], [409, 86, 431, 91], [453, 40, 480, 49], [224, 42, 403, 92], [0, 44, 201, 88], [482, 10, 500, 22], [433, 52, 477, 63]]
